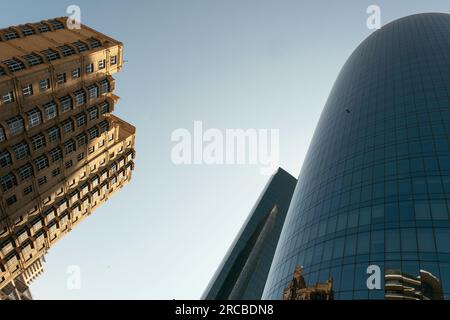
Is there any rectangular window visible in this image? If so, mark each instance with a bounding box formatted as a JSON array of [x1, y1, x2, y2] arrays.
[[22, 84, 33, 97], [35, 156, 49, 171], [72, 41, 88, 52], [7, 116, 24, 136], [57, 73, 66, 85], [88, 106, 98, 120], [3, 58, 25, 72], [6, 195, 17, 206], [18, 163, 33, 180], [65, 160, 73, 169], [41, 48, 60, 61], [88, 127, 98, 140], [110, 55, 117, 65], [72, 68, 81, 79], [47, 126, 60, 142], [99, 101, 109, 114], [62, 119, 73, 133], [59, 95, 73, 112], [23, 53, 43, 66], [98, 59, 106, 70], [37, 176, 47, 186], [0, 173, 16, 191], [86, 63, 94, 73], [99, 79, 109, 94], [13, 142, 29, 160], [74, 90, 86, 106], [88, 85, 98, 99], [43, 101, 57, 120], [31, 133, 46, 150], [2, 92, 14, 104], [52, 168, 60, 177], [76, 112, 87, 127], [58, 45, 75, 57], [27, 109, 41, 128], [40, 79, 50, 91], [49, 147, 62, 162], [77, 152, 84, 161], [76, 133, 87, 147], [64, 140, 76, 154], [23, 185, 33, 195], [0, 150, 12, 168]]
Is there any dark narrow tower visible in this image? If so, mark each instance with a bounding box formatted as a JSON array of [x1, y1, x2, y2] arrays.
[[203, 168, 297, 300], [263, 13, 450, 300]]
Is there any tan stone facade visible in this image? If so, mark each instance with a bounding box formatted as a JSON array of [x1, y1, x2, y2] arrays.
[[0, 17, 136, 292]]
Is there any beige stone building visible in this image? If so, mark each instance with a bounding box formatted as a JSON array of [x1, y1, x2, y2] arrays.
[[0, 17, 136, 294]]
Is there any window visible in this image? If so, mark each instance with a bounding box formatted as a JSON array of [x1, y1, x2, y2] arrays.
[[62, 119, 73, 133], [36, 23, 50, 33], [35, 155, 49, 171], [40, 79, 50, 91], [27, 108, 42, 128], [64, 140, 76, 154], [88, 127, 99, 140], [23, 53, 43, 67], [65, 160, 73, 169], [98, 140, 105, 148], [23, 185, 33, 195], [22, 84, 33, 97], [99, 101, 109, 114], [98, 59, 106, 70], [43, 101, 57, 120], [88, 85, 98, 99], [77, 152, 84, 161], [74, 90, 86, 106], [18, 163, 33, 180], [0, 150, 12, 168], [99, 120, 109, 133], [7, 116, 24, 135], [99, 78, 110, 94], [59, 95, 73, 112], [4, 30, 19, 40], [58, 45, 75, 57], [31, 133, 46, 150], [0, 173, 16, 191], [87, 37, 102, 49], [52, 168, 60, 177], [86, 63, 94, 74], [76, 133, 87, 147], [76, 112, 86, 127], [49, 147, 62, 162], [20, 25, 34, 36], [13, 142, 29, 160], [41, 48, 60, 62], [49, 20, 64, 30], [6, 196, 17, 206], [72, 68, 81, 79], [2, 92, 14, 104], [47, 126, 60, 142], [73, 40, 88, 52], [57, 73, 66, 85], [88, 146, 95, 154], [37, 176, 47, 186], [0, 127, 6, 143], [2, 58, 26, 72], [111, 55, 117, 65], [88, 106, 98, 120]]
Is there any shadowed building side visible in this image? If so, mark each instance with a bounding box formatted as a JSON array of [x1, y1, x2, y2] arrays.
[[202, 168, 297, 300]]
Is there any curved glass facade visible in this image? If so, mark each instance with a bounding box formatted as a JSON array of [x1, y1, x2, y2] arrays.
[[263, 13, 450, 300]]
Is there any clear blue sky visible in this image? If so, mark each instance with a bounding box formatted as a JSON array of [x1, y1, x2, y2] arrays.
[[2, 0, 449, 299]]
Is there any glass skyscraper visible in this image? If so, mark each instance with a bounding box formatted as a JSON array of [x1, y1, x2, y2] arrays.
[[203, 168, 296, 300], [263, 13, 450, 300]]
